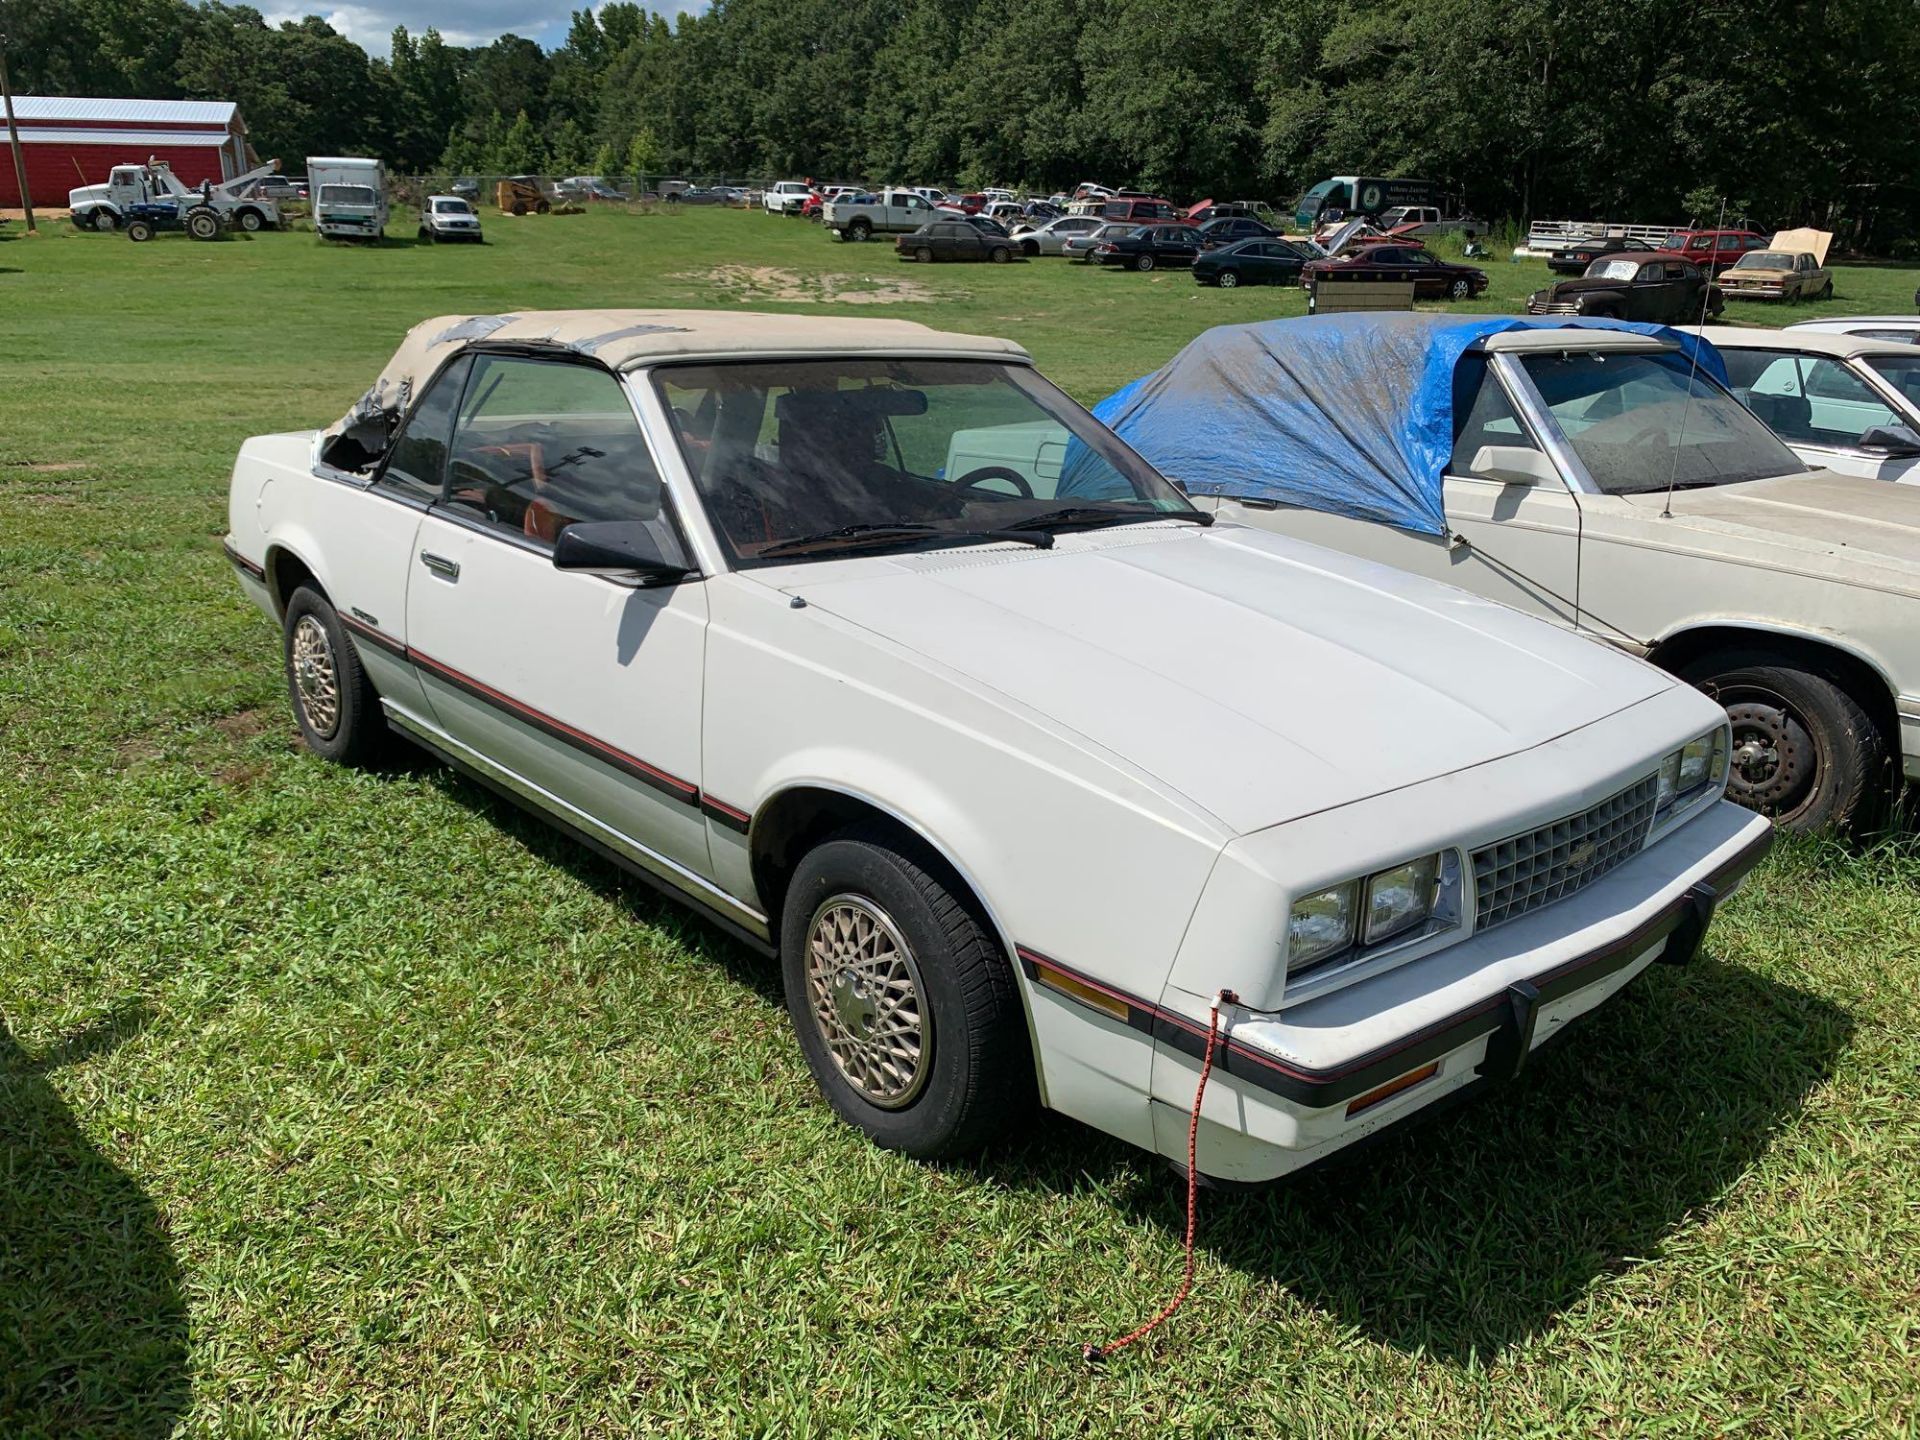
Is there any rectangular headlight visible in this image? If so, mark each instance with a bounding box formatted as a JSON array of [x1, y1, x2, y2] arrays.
[[1363, 854, 1440, 946], [1287, 882, 1357, 971], [1655, 726, 1729, 821]]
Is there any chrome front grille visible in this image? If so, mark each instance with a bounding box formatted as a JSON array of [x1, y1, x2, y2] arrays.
[[1472, 775, 1658, 931], [1526, 298, 1580, 315]]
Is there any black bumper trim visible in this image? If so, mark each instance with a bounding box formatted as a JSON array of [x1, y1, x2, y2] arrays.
[[1021, 821, 1773, 1109]]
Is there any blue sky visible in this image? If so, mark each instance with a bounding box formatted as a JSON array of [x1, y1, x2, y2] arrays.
[[261, 2, 707, 56]]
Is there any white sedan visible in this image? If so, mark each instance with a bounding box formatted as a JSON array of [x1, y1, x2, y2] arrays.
[[224, 310, 1770, 1184]]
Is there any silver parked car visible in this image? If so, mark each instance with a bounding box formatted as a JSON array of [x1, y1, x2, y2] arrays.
[[1062, 221, 1137, 263], [1013, 214, 1106, 257]]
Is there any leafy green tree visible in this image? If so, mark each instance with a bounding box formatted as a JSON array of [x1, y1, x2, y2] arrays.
[[491, 109, 547, 174]]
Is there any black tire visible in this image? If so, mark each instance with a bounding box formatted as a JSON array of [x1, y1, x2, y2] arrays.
[[780, 824, 1032, 1159], [1134, 253, 1155, 272], [915, 245, 933, 264], [1021, 240, 1039, 257], [283, 586, 387, 766], [1819, 280, 1834, 301], [1680, 649, 1888, 832], [92, 209, 118, 233], [1218, 269, 1240, 288], [236, 208, 264, 232], [989, 245, 1010, 264], [849, 218, 871, 241], [511, 200, 529, 216], [186, 207, 220, 241], [126, 219, 154, 243], [535, 199, 551, 215], [1449, 277, 1471, 300]]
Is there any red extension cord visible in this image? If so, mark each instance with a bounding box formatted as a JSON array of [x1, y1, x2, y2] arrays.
[[1083, 989, 1235, 1364]]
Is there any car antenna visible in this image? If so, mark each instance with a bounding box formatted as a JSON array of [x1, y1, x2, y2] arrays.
[[1663, 195, 1728, 518]]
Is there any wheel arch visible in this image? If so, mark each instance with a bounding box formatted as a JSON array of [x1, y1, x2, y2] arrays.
[[1646, 621, 1899, 750], [262, 539, 331, 622]]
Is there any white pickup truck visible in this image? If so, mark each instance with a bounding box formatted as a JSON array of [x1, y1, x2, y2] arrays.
[[823, 188, 939, 241], [763, 181, 813, 215]]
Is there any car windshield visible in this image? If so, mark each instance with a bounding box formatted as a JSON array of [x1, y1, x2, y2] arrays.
[[1864, 354, 1920, 409], [1584, 259, 1641, 281], [652, 359, 1195, 566], [433, 199, 471, 214], [320, 184, 377, 205], [1733, 251, 1796, 270], [1519, 350, 1805, 493]]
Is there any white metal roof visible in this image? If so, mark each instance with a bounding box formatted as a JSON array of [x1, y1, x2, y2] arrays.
[[20, 127, 232, 148], [1691, 324, 1920, 360], [10, 95, 237, 126]]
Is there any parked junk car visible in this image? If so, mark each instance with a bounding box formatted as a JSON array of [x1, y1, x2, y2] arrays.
[[310, 156, 389, 239], [418, 195, 483, 243], [1528, 252, 1723, 323], [1715, 229, 1833, 303], [668, 186, 737, 206], [1789, 316, 1920, 343], [1303, 244, 1488, 300], [1070, 195, 1177, 225], [895, 218, 1018, 263], [764, 181, 814, 215], [1092, 313, 1920, 830], [1702, 326, 1920, 484], [1660, 228, 1768, 274], [825, 188, 940, 241], [1093, 222, 1207, 272], [1193, 237, 1312, 288], [1546, 235, 1658, 275], [558, 176, 631, 202], [1011, 214, 1104, 256], [1062, 221, 1137, 263], [224, 308, 1769, 1183], [1197, 216, 1279, 247]]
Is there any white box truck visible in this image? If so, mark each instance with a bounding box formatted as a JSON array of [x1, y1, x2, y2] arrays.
[[308, 157, 388, 241]]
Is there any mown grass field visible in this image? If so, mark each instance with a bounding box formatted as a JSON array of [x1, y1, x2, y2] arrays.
[[2, 206, 1918, 1438]]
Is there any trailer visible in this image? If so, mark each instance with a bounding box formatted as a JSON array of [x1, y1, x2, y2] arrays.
[[68, 157, 284, 233], [308, 157, 388, 241]]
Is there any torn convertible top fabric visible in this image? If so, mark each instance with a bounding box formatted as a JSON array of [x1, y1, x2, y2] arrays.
[[1083, 313, 1727, 536]]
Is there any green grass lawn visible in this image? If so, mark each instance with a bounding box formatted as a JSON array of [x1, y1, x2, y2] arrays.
[[2, 208, 1918, 1437]]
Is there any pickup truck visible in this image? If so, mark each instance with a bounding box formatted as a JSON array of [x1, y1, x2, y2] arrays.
[[763, 181, 814, 216], [824, 188, 940, 241]]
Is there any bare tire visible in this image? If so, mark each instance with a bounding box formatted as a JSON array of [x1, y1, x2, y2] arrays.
[[1218, 269, 1240, 288], [1681, 649, 1887, 832], [1449, 277, 1472, 300], [511, 200, 529, 216], [1134, 253, 1155, 272], [91, 210, 118, 233], [780, 825, 1033, 1159], [915, 246, 933, 263], [126, 219, 154, 243], [186, 207, 220, 241], [283, 586, 387, 766]]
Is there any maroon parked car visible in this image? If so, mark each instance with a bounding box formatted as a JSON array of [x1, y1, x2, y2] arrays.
[[1301, 244, 1489, 301]]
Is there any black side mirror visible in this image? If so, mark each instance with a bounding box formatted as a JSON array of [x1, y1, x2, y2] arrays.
[[552, 520, 693, 581], [1860, 424, 1920, 459]]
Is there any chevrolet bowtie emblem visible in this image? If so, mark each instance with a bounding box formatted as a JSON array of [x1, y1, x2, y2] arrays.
[[1567, 840, 1598, 871]]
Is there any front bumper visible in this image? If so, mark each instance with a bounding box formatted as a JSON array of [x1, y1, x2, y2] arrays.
[[1721, 284, 1787, 299], [1137, 800, 1773, 1183]]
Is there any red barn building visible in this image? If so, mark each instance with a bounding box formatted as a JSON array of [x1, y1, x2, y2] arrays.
[[1, 97, 256, 207]]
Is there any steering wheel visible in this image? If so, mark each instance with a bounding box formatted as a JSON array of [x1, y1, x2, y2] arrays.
[[954, 465, 1033, 497]]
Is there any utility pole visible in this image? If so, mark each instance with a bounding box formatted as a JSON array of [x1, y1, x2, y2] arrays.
[[0, 19, 35, 233]]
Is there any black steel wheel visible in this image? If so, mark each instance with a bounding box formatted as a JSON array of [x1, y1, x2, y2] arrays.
[[1682, 650, 1887, 832]]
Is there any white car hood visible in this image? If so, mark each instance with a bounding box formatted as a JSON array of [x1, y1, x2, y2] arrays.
[[780, 524, 1671, 834]]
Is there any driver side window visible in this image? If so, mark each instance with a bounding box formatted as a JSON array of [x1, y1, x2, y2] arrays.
[[1449, 356, 1543, 479]]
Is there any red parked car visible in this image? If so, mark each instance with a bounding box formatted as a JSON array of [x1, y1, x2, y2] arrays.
[[1659, 228, 1768, 274]]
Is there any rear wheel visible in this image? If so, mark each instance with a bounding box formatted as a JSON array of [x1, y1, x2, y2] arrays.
[[1681, 649, 1887, 832], [535, 199, 551, 215], [186, 207, 220, 241], [236, 208, 264, 233], [1134, 253, 1155, 272], [915, 245, 933, 263], [780, 825, 1032, 1159], [283, 586, 388, 766], [1218, 269, 1240, 288], [849, 218, 871, 241]]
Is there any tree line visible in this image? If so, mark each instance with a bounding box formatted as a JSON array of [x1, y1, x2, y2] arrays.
[[10, 0, 1920, 248]]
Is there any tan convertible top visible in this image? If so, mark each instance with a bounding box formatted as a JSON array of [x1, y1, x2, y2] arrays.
[[323, 308, 1030, 466]]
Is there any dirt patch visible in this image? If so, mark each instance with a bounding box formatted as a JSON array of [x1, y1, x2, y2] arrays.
[[688, 265, 946, 305], [3, 460, 86, 473], [114, 736, 163, 769], [214, 708, 274, 741], [216, 760, 269, 789]]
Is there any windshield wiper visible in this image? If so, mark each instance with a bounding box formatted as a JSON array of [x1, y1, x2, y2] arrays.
[[1002, 505, 1214, 534], [756, 522, 1054, 560]]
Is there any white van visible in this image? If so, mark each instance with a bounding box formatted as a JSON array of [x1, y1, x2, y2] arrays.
[[308, 157, 388, 240]]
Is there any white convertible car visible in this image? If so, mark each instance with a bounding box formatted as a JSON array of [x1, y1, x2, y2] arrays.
[[225, 310, 1771, 1184]]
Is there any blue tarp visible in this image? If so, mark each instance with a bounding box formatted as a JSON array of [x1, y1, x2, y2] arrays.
[[1080, 314, 1727, 536]]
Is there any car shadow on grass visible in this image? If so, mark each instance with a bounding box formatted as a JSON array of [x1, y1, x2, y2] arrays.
[[1111, 953, 1850, 1363], [0, 1009, 189, 1437]]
